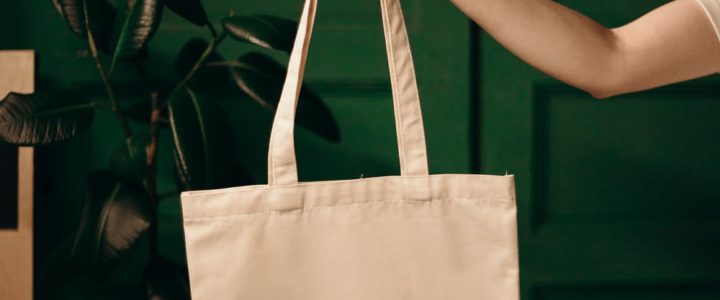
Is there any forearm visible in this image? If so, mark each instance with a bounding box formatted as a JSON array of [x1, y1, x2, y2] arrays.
[[451, 0, 720, 98]]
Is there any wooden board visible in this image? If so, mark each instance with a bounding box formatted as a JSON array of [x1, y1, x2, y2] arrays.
[[0, 50, 35, 300]]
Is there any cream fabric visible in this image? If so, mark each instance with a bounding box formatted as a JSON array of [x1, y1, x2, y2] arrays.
[[181, 0, 519, 298]]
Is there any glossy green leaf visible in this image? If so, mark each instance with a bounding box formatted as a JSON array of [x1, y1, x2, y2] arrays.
[[0, 91, 94, 146], [222, 52, 340, 142], [175, 38, 230, 90], [168, 87, 237, 190], [111, 0, 164, 71], [72, 170, 151, 279], [110, 135, 149, 181], [222, 15, 297, 52], [52, 0, 115, 51], [165, 0, 208, 26], [52, 0, 85, 37], [85, 0, 116, 52], [143, 257, 191, 300]]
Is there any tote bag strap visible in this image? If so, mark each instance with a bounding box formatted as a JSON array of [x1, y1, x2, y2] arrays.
[[267, 0, 429, 186]]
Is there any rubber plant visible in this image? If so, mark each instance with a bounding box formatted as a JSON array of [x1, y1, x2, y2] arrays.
[[0, 0, 339, 298]]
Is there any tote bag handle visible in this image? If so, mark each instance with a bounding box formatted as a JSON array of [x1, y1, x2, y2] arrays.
[[267, 0, 429, 186]]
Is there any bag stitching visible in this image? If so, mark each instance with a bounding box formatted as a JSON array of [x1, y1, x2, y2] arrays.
[[184, 174, 513, 197], [184, 197, 515, 220]]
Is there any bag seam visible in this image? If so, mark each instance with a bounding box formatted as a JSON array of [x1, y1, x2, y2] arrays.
[[183, 197, 516, 220], [183, 174, 514, 197]]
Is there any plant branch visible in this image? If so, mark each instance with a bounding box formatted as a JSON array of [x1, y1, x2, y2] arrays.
[[83, 3, 133, 138], [134, 49, 161, 260], [160, 30, 228, 109], [147, 94, 160, 201], [177, 31, 227, 89], [146, 90, 160, 259], [207, 22, 219, 38]]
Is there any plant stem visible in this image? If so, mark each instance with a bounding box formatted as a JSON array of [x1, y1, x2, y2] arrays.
[[160, 30, 228, 109], [136, 62, 161, 259], [207, 22, 219, 38], [147, 91, 161, 260], [178, 31, 227, 88], [144, 29, 228, 259], [83, 8, 133, 138]]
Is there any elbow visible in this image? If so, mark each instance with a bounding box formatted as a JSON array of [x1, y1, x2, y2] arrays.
[[574, 30, 628, 100], [572, 62, 626, 99], [582, 73, 636, 99], [573, 68, 627, 99], [590, 92, 612, 100], [585, 86, 618, 99]]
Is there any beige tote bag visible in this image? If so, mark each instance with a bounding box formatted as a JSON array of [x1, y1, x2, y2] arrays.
[[181, 0, 519, 298]]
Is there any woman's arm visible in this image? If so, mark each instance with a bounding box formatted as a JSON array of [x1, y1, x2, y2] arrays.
[[451, 0, 720, 98]]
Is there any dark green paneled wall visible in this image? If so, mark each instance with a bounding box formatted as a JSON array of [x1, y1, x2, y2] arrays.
[[479, 0, 720, 298]]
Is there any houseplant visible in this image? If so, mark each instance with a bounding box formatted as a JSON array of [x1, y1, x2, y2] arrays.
[[0, 0, 339, 298]]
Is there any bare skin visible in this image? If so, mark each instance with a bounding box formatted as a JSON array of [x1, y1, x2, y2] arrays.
[[450, 0, 720, 98]]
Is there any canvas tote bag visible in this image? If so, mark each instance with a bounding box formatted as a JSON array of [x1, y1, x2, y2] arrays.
[[181, 0, 519, 298]]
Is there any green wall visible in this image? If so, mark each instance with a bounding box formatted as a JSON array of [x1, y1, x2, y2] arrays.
[[478, 0, 720, 298]]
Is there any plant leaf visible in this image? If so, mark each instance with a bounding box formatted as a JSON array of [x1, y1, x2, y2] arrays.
[[84, 0, 116, 52], [110, 135, 149, 182], [226, 52, 340, 142], [143, 257, 191, 300], [53, 0, 85, 37], [222, 15, 297, 52], [175, 38, 230, 90], [165, 0, 208, 26], [111, 0, 164, 71], [53, 0, 115, 51], [0, 91, 94, 146], [168, 87, 237, 190], [72, 170, 151, 279]]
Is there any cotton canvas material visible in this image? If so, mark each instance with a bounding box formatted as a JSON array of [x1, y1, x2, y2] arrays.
[[181, 0, 520, 298]]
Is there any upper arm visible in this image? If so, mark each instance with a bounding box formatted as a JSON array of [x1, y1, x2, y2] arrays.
[[697, 0, 720, 42], [604, 0, 720, 97]]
